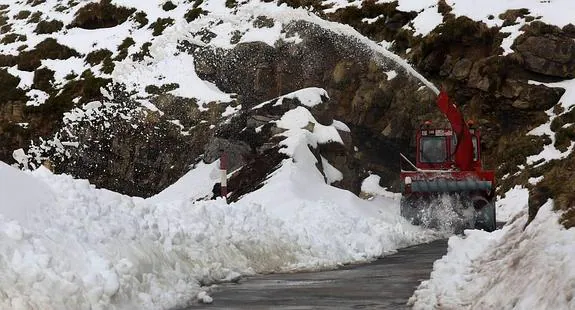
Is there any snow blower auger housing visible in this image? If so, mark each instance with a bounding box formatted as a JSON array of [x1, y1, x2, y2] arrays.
[[399, 90, 496, 232]]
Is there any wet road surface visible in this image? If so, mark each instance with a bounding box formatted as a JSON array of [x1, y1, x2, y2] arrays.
[[187, 239, 448, 310]]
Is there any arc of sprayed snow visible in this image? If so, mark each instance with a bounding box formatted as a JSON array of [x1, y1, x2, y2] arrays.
[[244, 3, 441, 96]]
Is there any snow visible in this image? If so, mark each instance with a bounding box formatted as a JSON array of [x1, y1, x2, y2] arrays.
[[320, 156, 343, 184], [274, 106, 344, 158], [112, 54, 233, 104], [253, 87, 329, 110], [147, 160, 221, 203], [496, 185, 529, 222], [410, 200, 575, 310], [393, 0, 438, 12], [362, 17, 379, 25], [529, 176, 544, 185], [500, 20, 526, 56], [197, 291, 213, 304], [283, 87, 330, 107], [222, 105, 242, 117], [26, 89, 50, 106], [444, 0, 575, 55], [324, 0, 575, 55], [3, 0, 572, 308], [0, 163, 56, 227], [139, 100, 162, 114], [42, 58, 86, 86], [332, 119, 350, 132], [322, 0, 361, 14], [527, 79, 575, 166], [409, 4, 443, 36], [445, 0, 575, 29], [7, 66, 33, 89], [361, 174, 402, 200], [0, 101, 440, 309]]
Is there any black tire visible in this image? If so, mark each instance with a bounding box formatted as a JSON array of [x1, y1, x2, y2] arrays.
[[400, 196, 421, 225], [474, 199, 496, 232]]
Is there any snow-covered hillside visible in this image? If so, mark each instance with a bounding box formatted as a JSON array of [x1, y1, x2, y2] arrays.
[[1, 0, 575, 309], [1, 0, 437, 169]]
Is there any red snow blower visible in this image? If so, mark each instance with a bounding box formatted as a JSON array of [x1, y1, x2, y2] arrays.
[[399, 90, 496, 232]]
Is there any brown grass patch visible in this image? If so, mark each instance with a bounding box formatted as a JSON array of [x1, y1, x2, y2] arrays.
[[34, 19, 64, 34], [69, 0, 135, 29]]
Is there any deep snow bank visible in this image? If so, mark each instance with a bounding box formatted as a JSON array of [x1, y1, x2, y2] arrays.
[[409, 201, 575, 309], [0, 92, 440, 309], [0, 163, 56, 227], [0, 160, 435, 310]]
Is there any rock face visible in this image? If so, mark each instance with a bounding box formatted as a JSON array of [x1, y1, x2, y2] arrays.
[[192, 20, 437, 192], [51, 16, 437, 197], [55, 91, 214, 197], [322, 5, 574, 224], [514, 23, 575, 79]]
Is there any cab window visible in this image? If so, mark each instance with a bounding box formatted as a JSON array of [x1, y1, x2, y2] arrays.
[[420, 136, 447, 163], [450, 135, 479, 161]]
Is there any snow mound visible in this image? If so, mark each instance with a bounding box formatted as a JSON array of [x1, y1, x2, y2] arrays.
[[361, 174, 401, 200], [496, 186, 529, 222], [0, 162, 56, 227], [0, 101, 441, 309], [147, 160, 221, 203], [409, 200, 575, 309]]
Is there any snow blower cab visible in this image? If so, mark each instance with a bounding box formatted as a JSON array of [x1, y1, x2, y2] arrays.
[[400, 90, 496, 232]]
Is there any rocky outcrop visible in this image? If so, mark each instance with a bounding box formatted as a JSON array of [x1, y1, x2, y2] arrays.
[[55, 90, 213, 198], [223, 91, 366, 200], [191, 20, 437, 191], [204, 137, 251, 172], [514, 22, 575, 79], [323, 3, 574, 225]]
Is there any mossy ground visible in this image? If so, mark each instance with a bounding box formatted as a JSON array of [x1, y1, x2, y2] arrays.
[[184, 8, 205, 22], [69, 0, 135, 29], [34, 19, 63, 34], [149, 18, 174, 36]]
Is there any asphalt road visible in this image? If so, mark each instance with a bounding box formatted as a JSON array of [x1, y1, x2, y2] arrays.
[[186, 239, 448, 310]]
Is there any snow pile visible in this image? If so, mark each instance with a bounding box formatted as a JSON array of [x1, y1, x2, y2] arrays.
[[409, 200, 575, 309], [0, 163, 56, 227], [361, 174, 401, 200], [496, 186, 529, 222], [147, 160, 221, 203], [0, 99, 440, 309]]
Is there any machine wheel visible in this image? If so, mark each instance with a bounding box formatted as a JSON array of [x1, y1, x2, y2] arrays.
[[400, 196, 421, 225], [474, 198, 496, 232]]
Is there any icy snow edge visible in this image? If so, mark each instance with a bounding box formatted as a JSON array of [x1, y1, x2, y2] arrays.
[[409, 200, 575, 309]]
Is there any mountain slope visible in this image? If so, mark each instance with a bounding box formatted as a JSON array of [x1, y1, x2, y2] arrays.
[[0, 94, 439, 309], [0, 0, 575, 309]]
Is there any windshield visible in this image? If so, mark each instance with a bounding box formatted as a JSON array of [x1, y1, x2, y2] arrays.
[[420, 136, 447, 163]]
